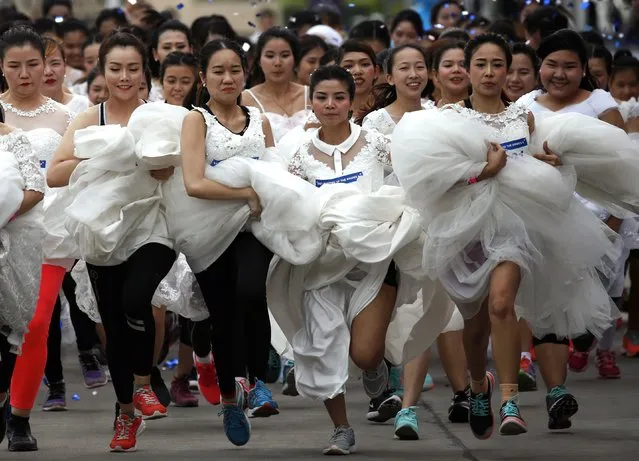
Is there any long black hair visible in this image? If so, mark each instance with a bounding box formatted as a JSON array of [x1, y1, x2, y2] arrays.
[[247, 27, 300, 88], [195, 38, 248, 108], [357, 44, 428, 124]]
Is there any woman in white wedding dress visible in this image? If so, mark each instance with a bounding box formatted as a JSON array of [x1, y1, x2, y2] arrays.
[[360, 44, 470, 440], [0, 25, 75, 452], [180, 38, 283, 448], [242, 27, 310, 143], [47, 31, 177, 453], [392, 33, 619, 441], [0, 110, 45, 442]]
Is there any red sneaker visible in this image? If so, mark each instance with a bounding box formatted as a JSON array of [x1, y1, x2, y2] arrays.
[[133, 386, 167, 420], [596, 350, 621, 379], [623, 333, 639, 357], [568, 351, 589, 373], [110, 414, 145, 452], [194, 354, 221, 405]]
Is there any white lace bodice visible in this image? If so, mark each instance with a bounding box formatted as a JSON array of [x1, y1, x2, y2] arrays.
[[288, 124, 391, 192], [447, 102, 531, 159], [193, 106, 266, 165], [245, 87, 311, 142], [0, 130, 44, 193], [362, 109, 397, 136], [0, 98, 70, 173]]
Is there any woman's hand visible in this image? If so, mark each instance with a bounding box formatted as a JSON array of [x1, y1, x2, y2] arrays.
[[150, 166, 175, 181], [484, 142, 507, 177], [245, 188, 262, 219], [533, 141, 562, 167]]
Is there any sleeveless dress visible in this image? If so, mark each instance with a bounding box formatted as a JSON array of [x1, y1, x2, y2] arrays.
[[245, 86, 311, 143], [0, 131, 45, 351], [392, 102, 618, 338]]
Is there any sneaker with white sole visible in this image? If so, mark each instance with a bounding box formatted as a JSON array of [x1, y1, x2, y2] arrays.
[[323, 426, 356, 455]]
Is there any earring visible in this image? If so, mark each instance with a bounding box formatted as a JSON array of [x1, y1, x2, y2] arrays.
[[202, 82, 207, 87]]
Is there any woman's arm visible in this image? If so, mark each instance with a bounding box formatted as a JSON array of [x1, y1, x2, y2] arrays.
[[47, 109, 97, 187], [599, 108, 626, 131], [181, 111, 261, 216], [15, 190, 44, 216], [261, 115, 275, 148]]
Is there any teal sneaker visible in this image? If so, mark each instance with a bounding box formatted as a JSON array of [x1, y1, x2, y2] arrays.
[[422, 373, 434, 392], [389, 365, 403, 397], [394, 407, 419, 440]]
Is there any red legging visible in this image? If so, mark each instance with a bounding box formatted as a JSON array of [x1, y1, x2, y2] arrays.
[[10, 264, 66, 410]]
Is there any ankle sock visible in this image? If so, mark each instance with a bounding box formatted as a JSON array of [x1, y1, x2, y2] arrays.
[[470, 376, 488, 394], [520, 351, 532, 361]]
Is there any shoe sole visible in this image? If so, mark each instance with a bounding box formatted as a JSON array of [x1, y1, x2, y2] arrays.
[[499, 417, 527, 435], [85, 379, 108, 389], [8, 441, 38, 452], [134, 409, 168, 420], [517, 371, 537, 392], [548, 395, 579, 430], [110, 419, 146, 452], [395, 425, 419, 440], [282, 369, 299, 397], [248, 402, 279, 418], [597, 372, 621, 379], [323, 444, 357, 455], [471, 422, 494, 440], [42, 405, 67, 412], [366, 398, 401, 423], [448, 405, 469, 424], [172, 400, 199, 407]]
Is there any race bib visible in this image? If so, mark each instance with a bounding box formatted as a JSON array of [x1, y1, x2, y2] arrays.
[[40, 160, 47, 169], [500, 138, 528, 159], [315, 171, 363, 187]]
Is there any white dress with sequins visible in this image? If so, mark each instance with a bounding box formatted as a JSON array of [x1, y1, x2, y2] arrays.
[[0, 131, 45, 351]]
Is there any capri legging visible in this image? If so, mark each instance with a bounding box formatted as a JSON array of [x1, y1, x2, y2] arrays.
[[87, 243, 175, 404]]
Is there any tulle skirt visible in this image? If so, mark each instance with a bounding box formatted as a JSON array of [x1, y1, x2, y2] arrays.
[[392, 109, 619, 339]]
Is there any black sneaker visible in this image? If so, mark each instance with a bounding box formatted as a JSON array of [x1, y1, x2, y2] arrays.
[[7, 415, 37, 451], [366, 389, 402, 423], [546, 385, 578, 430], [468, 372, 494, 440], [448, 389, 470, 423], [264, 346, 281, 384], [0, 395, 7, 444], [150, 366, 171, 407]]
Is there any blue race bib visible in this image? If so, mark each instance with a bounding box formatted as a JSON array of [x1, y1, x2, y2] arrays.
[[39, 160, 47, 169], [315, 171, 363, 187], [210, 156, 260, 166], [500, 138, 528, 159]]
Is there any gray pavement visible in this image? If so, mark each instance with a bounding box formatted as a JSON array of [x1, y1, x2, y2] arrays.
[[7, 333, 639, 461]]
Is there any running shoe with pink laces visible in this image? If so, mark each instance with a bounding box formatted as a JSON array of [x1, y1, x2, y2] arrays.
[[194, 353, 221, 405], [133, 385, 167, 420]]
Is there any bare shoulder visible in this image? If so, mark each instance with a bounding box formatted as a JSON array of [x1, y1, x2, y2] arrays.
[[71, 105, 100, 129]]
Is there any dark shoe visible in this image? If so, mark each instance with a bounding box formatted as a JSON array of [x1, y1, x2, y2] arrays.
[[42, 381, 66, 411], [0, 395, 7, 444], [366, 388, 402, 423], [469, 373, 494, 440], [150, 367, 171, 407], [264, 346, 281, 384], [546, 386, 578, 430], [7, 415, 38, 451], [448, 389, 470, 423]]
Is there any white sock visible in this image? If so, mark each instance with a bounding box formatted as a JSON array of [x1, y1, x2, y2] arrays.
[[521, 352, 532, 361], [195, 354, 211, 364]]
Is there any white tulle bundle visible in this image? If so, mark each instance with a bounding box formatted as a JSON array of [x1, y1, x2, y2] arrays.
[[0, 153, 24, 228], [392, 109, 618, 338], [65, 124, 162, 265], [531, 111, 639, 217]]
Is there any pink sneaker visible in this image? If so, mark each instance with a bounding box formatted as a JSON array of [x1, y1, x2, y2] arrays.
[[194, 354, 221, 405], [596, 350, 621, 379], [568, 351, 589, 373], [170, 376, 199, 407]]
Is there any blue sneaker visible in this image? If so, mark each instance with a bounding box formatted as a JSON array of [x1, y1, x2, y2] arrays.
[[422, 373, 434, 392], [247, 380, 279, 418], [394, 407, 419, 440], [219, 382, 251, 446]]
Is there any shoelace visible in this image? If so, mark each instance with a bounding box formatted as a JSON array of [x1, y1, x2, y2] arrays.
[[397, 407, 417, 421], [501, 400, 520, 418], [136, 388, 159, 405], [470, 393, 490, 416], [218, 405, 248, 429], [251, 382, 273, 404], [548, 385, 567, 400], [114, 417, 134, 441], [329, 427, 353, 447]]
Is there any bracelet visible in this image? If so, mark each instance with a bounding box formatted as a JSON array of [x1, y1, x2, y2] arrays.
[[467, 176, 479, 185]]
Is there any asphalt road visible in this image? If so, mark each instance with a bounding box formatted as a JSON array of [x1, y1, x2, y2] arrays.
[[5, 331, 639, 461]]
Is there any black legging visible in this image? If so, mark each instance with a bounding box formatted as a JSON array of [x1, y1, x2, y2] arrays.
[[194, 232, 272, 396], [87, 243, 175, 404], [0, 334, 16, 394], [45, 272, 101, 384]]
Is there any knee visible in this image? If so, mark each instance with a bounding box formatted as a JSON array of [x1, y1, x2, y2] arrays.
[[488, 292, 515, 323], [350, 343, 384, 371]]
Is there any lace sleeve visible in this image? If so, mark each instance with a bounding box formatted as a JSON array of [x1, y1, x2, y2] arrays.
[[11, 133, 44, 193], [288, 149, 307, 180], [370, 130, 392, 167]]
